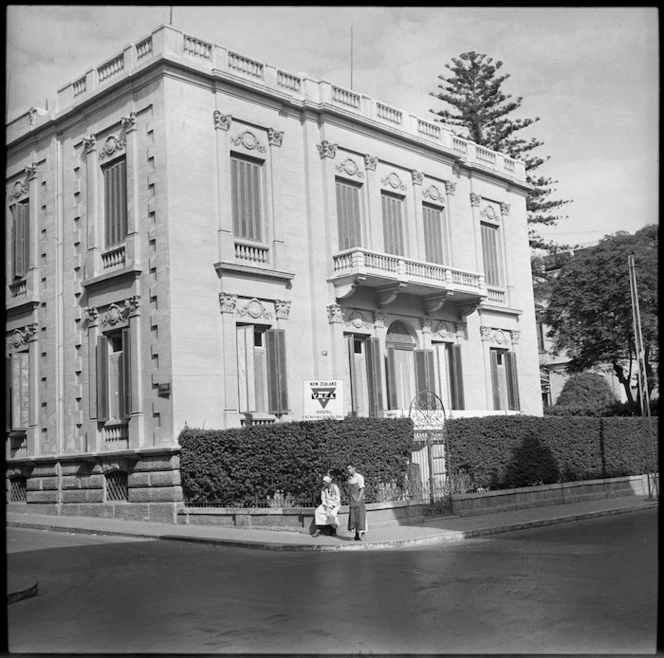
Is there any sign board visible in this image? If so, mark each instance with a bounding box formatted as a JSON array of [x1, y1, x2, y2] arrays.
[[303, 380, 344, 421]]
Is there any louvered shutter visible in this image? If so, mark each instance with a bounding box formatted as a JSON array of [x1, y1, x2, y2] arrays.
[[423, 205, 444, 264], [505, 352, 521, 411], [490, 349, 500, 410], [382, 193, 404, 256], [96, 335, 109, 422], [6, 356, 13, 431], [346, 335, 358, 416], [385, 346, 398, 410], [365, 337, 383, 417], [231, 157, 262, 242], [121, 327, 132, 419], [336, 181, 361, 250], [236, 325, 256, 413], [104, 159, 128, 247], [414, 349, 435, 395], [266, 329, 288, 414], [449, 344, 465, 410], [13, 202, 29, 278], [481, 223, 500, 287]]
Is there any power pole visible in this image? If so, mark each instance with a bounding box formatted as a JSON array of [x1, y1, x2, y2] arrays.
[[628, 254, 658, 499]]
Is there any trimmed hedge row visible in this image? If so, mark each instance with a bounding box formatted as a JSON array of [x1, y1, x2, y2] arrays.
[[446, 415, 659, 490], [178, 417, 413, 506]]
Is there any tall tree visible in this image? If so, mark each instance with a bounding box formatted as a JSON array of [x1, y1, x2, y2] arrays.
[[430, 51, 570, 251], [542, 225, 658, 406]]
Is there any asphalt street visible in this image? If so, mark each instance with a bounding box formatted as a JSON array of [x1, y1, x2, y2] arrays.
[[7, 508, 657, 654]]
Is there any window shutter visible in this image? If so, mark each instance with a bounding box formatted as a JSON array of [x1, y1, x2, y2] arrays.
[[266, 329, 288, 414], [347, 334, 358, 416], [450, 344, 465, 410], [414, 349, 435, 395], [382, 193, 404, 256], [121, 327, 132, 419], [231, 157, 262, 242], [96, 335, 109, 422], [236, 325, 255, 413], [423, 205, 444, 265], [365, 337, 383, 417], [104, 160, 128, 247], [490, 349, 500, 410], [505, 352, 521, 411], [13, 202, 29, 278], [336, 181, 361, 250], [385, 346, 398, 410], [6, 356, 13, 431], [17, 352, 30, 429], [481, 223, 500, 287]]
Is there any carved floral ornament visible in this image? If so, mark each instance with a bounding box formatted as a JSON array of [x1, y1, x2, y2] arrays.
[[268, 128, 284, 147], [364, 154, 378, 171], [336, 158, 364, 179], [121, 112, 137, 131], [500, 202, 511, 216], [213, 110, 232, 131], [480, 325, 519, 347], [237, 298, 272, 321], [231, 130, 267, 154], [443, 179, 457, 195], [9, 180, 28, 201], [433, 320, 459, 342], [373, 310, 386, 328], [344, 309, 372, 331], [326, 303, 343, 324], [85, 297, 140, 329], [82, 134, 97, 152], [411, 170, 424, 185], [219, 292, 238, 314], [98, 135, 126, 161], [422, 185, 444, 204], [274, 299, 291, 320], [481, 205, 500, 224], [317, 140, 338, 159], [6, 323, 39, 353], [381, 172, 406, 192], [470, 192, 481, 207]]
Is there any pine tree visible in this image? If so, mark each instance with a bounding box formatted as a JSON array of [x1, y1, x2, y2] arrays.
[[430, 51, 570, 251]]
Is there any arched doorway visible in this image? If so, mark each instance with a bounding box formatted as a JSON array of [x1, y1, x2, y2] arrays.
[[385, 320, 417, 411]]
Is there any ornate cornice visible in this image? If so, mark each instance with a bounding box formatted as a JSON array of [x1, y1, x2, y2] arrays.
[[121, 112, 137, 132], [268, 128, 284, 147], [231, 130, 266, 154], [470, 192, 481, 207], [381, 172, 406, 192], [213, 110, 232, 131], [275, 299, 291, 320], [411, 170, 424, 186], [336, 158, 364, 179], [98, 135, 126, 161], [237, 298, 272, 321], [500, 202, 511, 216], [82, 134, 97, 153], [327, 303, 343, 324], [422, 185, 445, 204], [317, 140, 338, 159], [364, 154, 378, 171], [443, 179, 456, 195], [219, 293, 238, 314]]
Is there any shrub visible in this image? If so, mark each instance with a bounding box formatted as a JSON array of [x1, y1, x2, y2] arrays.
[[555, 372, 617, 409], [178, 417, 413, 506]]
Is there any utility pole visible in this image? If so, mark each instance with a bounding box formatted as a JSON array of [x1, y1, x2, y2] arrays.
[[628, 254, 658, 499]]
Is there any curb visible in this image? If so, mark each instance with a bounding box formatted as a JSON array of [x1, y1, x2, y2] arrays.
[[7, 501, 657, 552], [7, 574, 39, 605]]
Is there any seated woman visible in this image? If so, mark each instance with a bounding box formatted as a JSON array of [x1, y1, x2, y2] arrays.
[[313, 475, 341, 537]]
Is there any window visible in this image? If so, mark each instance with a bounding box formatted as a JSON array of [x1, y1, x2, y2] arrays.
[[106, 471, 129, 502], [97, 329, 131, 422], [385, 321, 416, 410], [422, 203, 445, 265], [336, 180, 362, 250], [381, 192, 405, 256], [103, 158, 128, 247], [231, 156, 263, 242], [11, 199, 30, 279], [347, 335, 383, 417], [237, 326, 288, 415], [6, 351, 30, 431], [490, 349, 520, 411], [481, 222, 501, 287], [432, 343, 465, 411]]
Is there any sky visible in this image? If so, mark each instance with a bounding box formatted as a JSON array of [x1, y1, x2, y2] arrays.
[[6, 6, 659, 249]]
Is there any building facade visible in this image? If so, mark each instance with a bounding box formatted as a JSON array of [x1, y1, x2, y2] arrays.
[[6, 24, 541, 517]]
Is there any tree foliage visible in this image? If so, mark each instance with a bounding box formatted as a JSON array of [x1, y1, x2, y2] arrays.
[[429, 51, 570, 251], [542, 225, 658, 405], [555, 372, 617, 408]]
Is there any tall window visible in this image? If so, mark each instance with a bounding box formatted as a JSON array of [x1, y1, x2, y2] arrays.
[[103, 158, 128, 247], [336, 180, 362, 250], [347, 335, 383, 417], [385, 321, 416, 410], [490, 349, 520, 411], [481, 222, 501, 287], [6, 351, 30, 432], [432, 342, 465, 411], [381, 192, 405, 256], [231, 156, 263, 242], [237, 326, 288, 415], [11, 199, 30, 279], [97, 329, 131, 422], [422, 203, 445, 265]]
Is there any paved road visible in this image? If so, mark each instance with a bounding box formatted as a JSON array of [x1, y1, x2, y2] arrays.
[[7, 509, 657, 654]]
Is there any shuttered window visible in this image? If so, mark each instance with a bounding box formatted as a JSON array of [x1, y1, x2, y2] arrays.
[[347, 335, 383, 418], [266, 329, 288, 414], [11, 200, 30, 279], [447, 344, 465, 410], [490, 349, 519, 410], [423, 204, 444, 265], [97, 329, 131, 422], [336, 180, 362, 250], [381, 192, 405, 256], [481, 222, 501, 286], [414, 349, 436, 395], [505, 352, 521, 411], [7, 352, 30, 431], [103, 158, 128, 247], [231, 156, 263, 242]]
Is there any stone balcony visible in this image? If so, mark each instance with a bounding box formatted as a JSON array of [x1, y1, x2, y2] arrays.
[[7, 25, 526, 183], [331, 248, 488, 309]]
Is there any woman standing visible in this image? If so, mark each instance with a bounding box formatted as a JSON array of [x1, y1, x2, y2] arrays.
[[346, 464, 367, 541]]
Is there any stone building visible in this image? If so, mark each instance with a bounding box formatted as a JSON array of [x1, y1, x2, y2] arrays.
[[6, 24, 541, 519]]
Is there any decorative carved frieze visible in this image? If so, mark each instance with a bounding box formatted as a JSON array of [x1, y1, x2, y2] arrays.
[[6, 323, 39, 353], [9, 180, 28, 201], [98, 135, 126, 161], [480, 325, 512, 347], [481, 205, 500, 223], [326, 303, 343, 324], [82, 135, 97, 153], [121, 112, 137, 132], [443, 179, 456, 195], [219, 292, 238, 314], [373, 311, 386, 328], [213, 110, 232, 131], [267, 128, 284, 147], [364, 154, 378, 171], [422, 185, 444, 204], [317, 140, 338, 159], [275, 299, 291, 320], [411, 170, 424, 186], [336, 158, 364, 179], [344, 309, 372, 330], [480, 325, 493, 342], [98, 296, 140, 328], [84, 307, 100, 327], [433, 320, 457, 341], [500, 202, 511, 216], [381, 172, 406, 192], [237, 298, 272, 321], [231, 130, 266, 154], [469, 192, 481, 207]]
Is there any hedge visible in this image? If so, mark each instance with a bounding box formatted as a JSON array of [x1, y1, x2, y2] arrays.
[[445, 415, 659, 490], [178, 417, 413, 506]]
